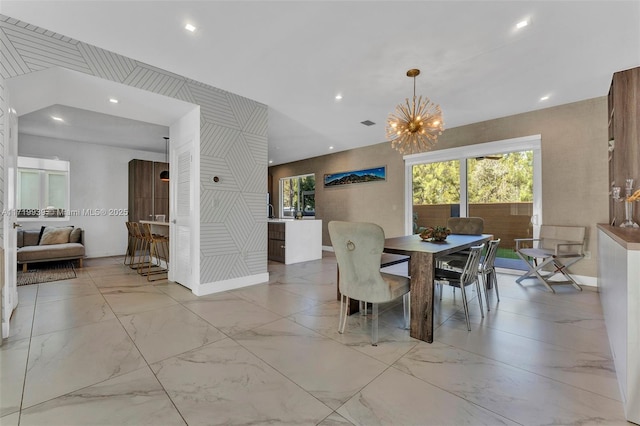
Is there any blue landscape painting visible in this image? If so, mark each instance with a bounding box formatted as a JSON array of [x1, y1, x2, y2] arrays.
[[324, 166, 386, 187]]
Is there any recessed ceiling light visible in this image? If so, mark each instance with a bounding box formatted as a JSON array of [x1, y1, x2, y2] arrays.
[[335, 94, 343, 100], [269, 160, 273, 164], [540, 95, 550, 101], [329, 146, 334, 150], [51, 116, 64, 122], [185, 23, 196, 32], [516, 19, 529, 29], [109, 98, 118, 104]]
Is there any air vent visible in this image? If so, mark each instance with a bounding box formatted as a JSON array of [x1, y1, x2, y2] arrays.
[[361, 120, 376, 126]]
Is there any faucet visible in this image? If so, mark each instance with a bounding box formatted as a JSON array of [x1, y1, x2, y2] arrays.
[[267, 204, 274, 218]]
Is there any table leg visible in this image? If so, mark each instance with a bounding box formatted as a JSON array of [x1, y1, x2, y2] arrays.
[[409, 251, 434, 343]]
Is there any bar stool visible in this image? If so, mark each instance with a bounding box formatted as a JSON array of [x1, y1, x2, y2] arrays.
[[140, 222, 169, 281], [128, 222, 148, 271], [124, 222, 140, 268]]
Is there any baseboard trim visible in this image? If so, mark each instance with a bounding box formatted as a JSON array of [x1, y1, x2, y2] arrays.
[[193, 273, 269, 296]]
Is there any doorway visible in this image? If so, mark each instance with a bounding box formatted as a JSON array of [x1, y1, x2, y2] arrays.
[[3, 68, 200, 336]]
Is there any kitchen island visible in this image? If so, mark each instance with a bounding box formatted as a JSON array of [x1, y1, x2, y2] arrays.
[[268, 219, 322, 264], [597, 224, 640, 423]]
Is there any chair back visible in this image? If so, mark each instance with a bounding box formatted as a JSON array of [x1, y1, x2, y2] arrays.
[[538, 225, 585, 253], [328, 221, 394, 304], [447, 217, 484, 235], [460, 244, 485, 286], [125, 222, 135, 238], [130, 222, 144, 239], [481, 239, 501, 272]]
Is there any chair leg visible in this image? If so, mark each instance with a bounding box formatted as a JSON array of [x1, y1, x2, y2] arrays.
[[371, 302, 379, 346], [553, 259, 583, 291], [338, 294, 345, 333], [339, 295, 349, 334], [459, 285, 471, 331], [403, 293, 410, 330], [493, 271, 500, 302], [474, 278, 485, 318], [481, 273, 491, 312]]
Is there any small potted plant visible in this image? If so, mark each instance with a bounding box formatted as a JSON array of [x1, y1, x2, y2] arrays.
[[419, 226, 451, 242]]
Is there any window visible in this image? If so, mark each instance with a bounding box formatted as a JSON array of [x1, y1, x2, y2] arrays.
[[17, 156, 70, 220], [280, 174, 315, 217], [405, 135, 541, 270]]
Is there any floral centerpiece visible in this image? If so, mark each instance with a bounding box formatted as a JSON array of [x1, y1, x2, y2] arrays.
[[419, 226, 451, 242]]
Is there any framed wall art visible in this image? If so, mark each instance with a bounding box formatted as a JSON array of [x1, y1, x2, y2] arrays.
[[324, 166, 386, 187]]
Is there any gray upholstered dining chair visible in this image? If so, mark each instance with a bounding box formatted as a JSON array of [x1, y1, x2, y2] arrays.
[[439, 216, 485, 278], [434, 244, 485, 331], [446, 217, 484, 235], [328, 221, 410, 346]]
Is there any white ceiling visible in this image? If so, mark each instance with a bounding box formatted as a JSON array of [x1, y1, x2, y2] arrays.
[[6, 67, 196, 153], [3, 1, 639, 165]]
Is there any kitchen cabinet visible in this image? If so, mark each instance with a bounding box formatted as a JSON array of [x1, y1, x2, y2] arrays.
[[268, 219, 322, 264], [597, 225, 640, 423]]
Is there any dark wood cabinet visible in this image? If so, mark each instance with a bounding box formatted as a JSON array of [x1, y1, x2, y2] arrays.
[[268, 222, 285, 262], [608, 67, 640, 225], [128, 159, 169, 223]]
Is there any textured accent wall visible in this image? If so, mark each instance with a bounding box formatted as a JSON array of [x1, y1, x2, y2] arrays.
[[0, 15, 268, 286]]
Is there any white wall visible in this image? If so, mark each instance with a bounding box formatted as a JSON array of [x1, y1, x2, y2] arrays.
[[18, 133, 166, 258]]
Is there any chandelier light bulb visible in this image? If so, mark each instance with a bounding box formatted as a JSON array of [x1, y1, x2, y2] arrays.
[[386, 69, 444, 154]]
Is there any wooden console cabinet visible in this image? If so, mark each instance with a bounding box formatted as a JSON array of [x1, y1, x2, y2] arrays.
[[608, 66, 640, 225], [128, 159, 169, 223]]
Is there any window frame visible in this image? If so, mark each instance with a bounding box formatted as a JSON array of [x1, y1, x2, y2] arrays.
[[278, 173, 315, 218], [403, 135, 541, 236], [17, 156, 71, 221]]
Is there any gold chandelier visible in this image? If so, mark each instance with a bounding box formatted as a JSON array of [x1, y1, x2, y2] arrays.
[[386, 69, 444, 154]]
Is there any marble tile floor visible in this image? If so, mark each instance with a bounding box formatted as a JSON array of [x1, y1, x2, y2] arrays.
[[0, 254, 628, 425]]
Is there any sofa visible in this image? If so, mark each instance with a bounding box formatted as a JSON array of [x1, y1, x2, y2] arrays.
[[17, 226, 85, 272]]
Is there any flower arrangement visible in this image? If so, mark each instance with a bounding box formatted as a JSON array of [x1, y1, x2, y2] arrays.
[[419, 226, 451, 242]]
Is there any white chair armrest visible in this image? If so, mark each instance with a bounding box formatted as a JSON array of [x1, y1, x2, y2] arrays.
[[554, 242, 584, 256], [515, 238, 539, 250]]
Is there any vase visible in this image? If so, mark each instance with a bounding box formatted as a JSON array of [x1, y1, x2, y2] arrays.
[[620, 200, 639, 228]]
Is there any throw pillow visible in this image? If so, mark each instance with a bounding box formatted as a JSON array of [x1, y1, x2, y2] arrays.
[[39, 226, 74, 245], [37, 225, 46, 245], [69, 227, 82, 244]]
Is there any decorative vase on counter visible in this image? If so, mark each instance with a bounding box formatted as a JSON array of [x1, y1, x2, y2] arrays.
[[621, 201, 639, 228], [620, 178, 640, 228]]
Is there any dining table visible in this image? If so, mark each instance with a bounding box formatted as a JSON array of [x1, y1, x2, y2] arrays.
[[383, 233, 492, 343]]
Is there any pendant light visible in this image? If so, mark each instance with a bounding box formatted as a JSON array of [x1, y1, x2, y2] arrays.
[[160, 136, 169, 182], [386, 68, 444, 154]]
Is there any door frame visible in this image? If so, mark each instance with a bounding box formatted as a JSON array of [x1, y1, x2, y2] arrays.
[[403, 134, 542, 237], [168, 107, 200, 291], [2, 93, 19, 339]]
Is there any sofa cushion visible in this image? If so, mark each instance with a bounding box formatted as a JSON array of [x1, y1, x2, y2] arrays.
[[22, 230, 41, 247], [39, 226, 74, 245], [17, 229, 24, 248], [17, 243, 85, 263], [69, 228, 82, 244]]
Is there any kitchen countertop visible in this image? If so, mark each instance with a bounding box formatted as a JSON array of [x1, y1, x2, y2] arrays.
[[597, 224, 640, 250]]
